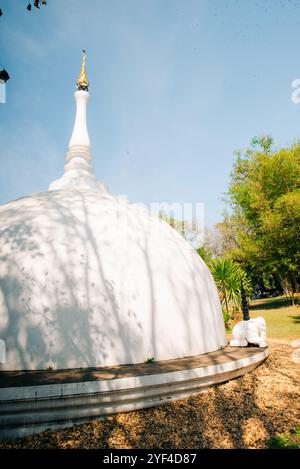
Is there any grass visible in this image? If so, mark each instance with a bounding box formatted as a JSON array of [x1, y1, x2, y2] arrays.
[[249, 295, 300, 339], [145, 357, 156, 364], [268, 426, 300, 449], [250, 296, 295, 310]]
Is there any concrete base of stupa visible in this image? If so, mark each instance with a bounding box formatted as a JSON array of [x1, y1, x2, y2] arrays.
[[0, 345, 268, 440]]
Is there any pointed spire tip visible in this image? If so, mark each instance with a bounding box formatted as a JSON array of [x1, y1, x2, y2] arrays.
[[76, 49, 89, 91]]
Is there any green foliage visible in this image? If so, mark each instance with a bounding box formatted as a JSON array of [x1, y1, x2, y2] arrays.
[[225, 138, 300, 300], [221, 305, 232, 330], [268, 427, 300, 449], [0, 1, 47, 15], [251, 134, 274, 154], [196, 246, 212, 265], [159, 210, 185, 236], [145, 357, 156, 364], [214, 213, 244, 261], [208, 258, 252, 319], [159, 209, 203, 248]]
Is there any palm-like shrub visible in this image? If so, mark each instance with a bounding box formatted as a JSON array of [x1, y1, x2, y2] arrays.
[[208, 258, 252, 326]]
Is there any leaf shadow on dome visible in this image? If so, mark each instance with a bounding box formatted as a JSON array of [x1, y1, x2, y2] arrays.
[[0, 191, 151, 369], [0, 221, 37, 252], [0, 189, 226, 372], [137, 219, 227, 360]]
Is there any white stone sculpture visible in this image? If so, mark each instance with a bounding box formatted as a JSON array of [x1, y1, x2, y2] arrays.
[[230, 317, 267, 348]]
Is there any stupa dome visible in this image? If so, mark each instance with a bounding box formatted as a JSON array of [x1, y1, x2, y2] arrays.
[[0, 51, 226, 371]]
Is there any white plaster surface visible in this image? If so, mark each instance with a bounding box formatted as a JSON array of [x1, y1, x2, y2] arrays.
[[0, 349, 268, 401], [48, 90, 107, 192], [69, 90, 90, 148], [0, 82, 227, 370], [230, 317, 267, 348], [0, 189, 226, 370]]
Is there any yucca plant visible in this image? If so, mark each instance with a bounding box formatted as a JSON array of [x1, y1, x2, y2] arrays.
[[208, 258, 252, 321], [221, 305, 233, 329]]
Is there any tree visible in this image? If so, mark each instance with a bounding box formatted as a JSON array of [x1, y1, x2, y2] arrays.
[[0, 1, 47, 15], [251, 134, 274, 154], [208, 258, 252, 327], [158, 210, 185, 236], [226, 137, 300, 302], [213, 214, 242, 260], [159, 210, 204, 249], [196, 246, 212, 265]]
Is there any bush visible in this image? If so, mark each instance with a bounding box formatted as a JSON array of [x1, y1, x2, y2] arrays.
[[268, 427, 300, 449]]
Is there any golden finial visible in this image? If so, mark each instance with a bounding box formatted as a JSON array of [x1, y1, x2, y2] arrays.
[[77, 49, 89, 90]]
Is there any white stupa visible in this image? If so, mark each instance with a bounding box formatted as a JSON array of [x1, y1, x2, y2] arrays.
[[0, 52, 226, 371]]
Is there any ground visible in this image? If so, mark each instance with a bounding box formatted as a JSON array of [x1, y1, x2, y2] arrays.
[[249, 296, 300, 339], [0, 297, 299, 449], [0, 340, 298, 449]]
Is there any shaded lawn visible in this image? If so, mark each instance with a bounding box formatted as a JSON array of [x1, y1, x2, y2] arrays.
[[249, 296, 300, 339]]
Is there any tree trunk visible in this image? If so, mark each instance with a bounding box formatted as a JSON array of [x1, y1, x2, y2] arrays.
[[224, 290, 230, 317], [289, 275, 296, 305]]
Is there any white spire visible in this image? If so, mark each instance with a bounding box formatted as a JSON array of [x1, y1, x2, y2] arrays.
[[68, 90, 90, 149], [49, 51, 107, 193], [68, 49, 90, 150]]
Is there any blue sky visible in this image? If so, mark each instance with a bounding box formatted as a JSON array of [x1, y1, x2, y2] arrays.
[[1, 0, 300, 226]]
